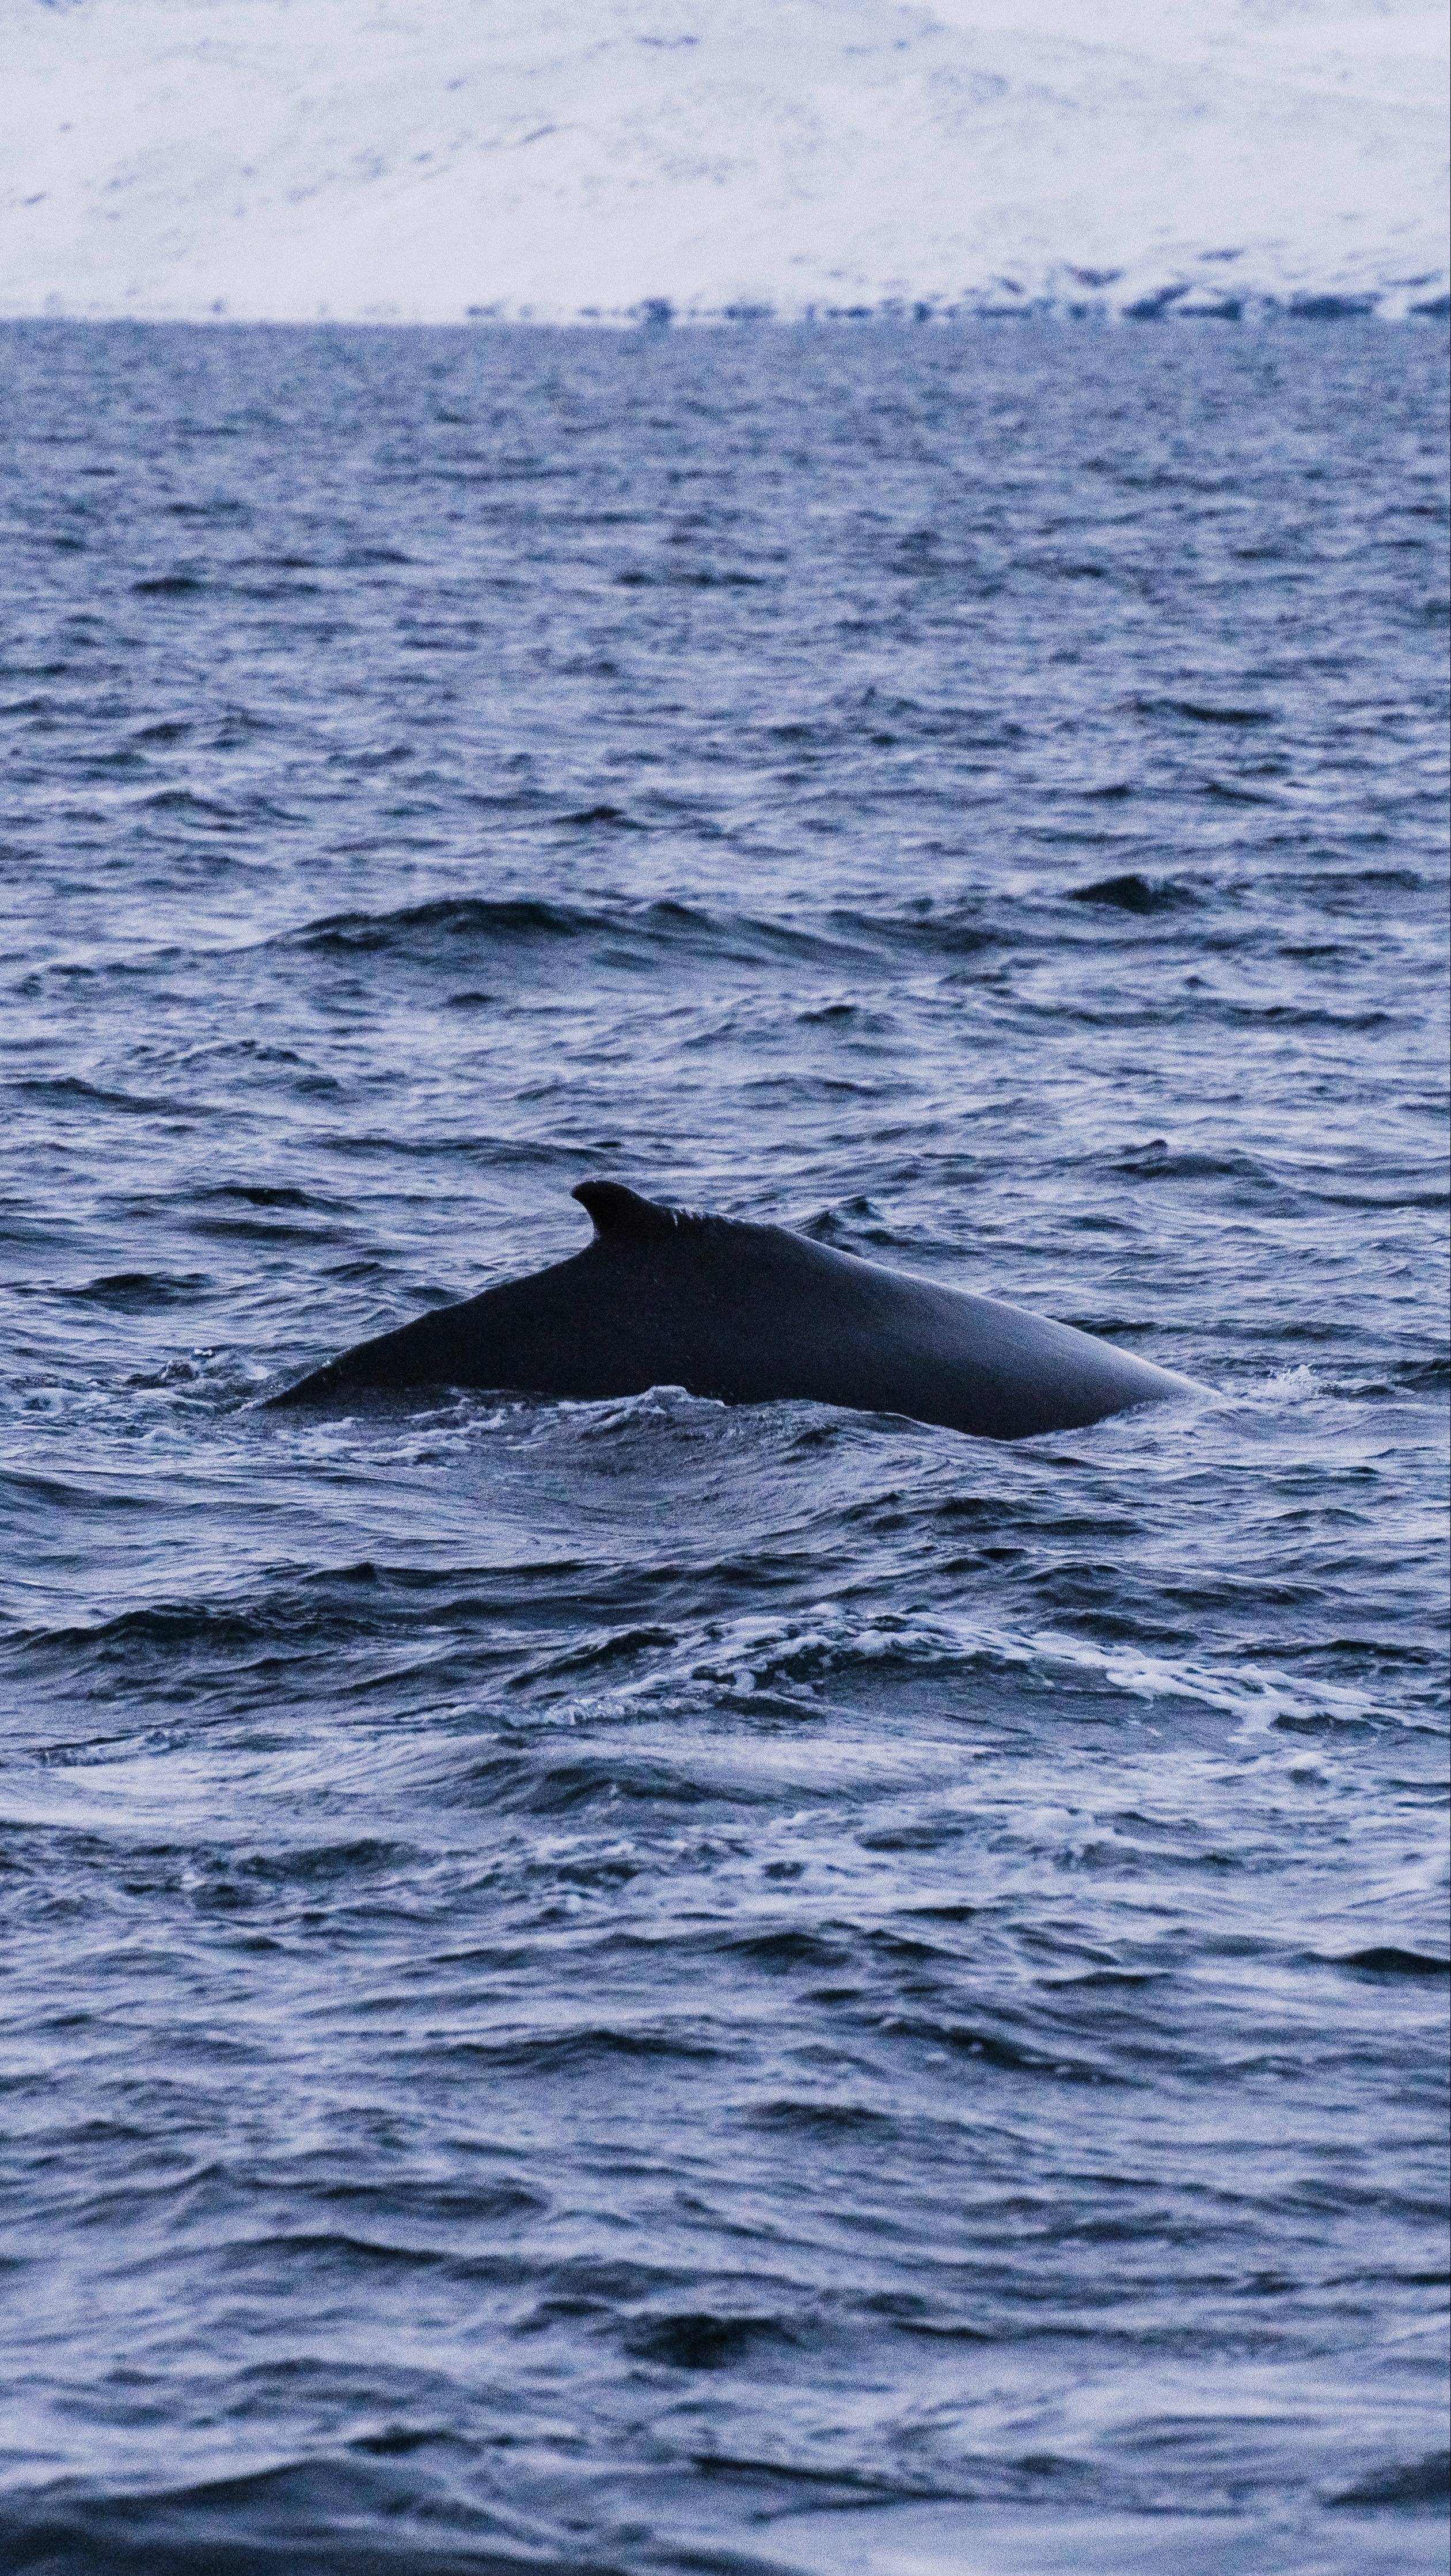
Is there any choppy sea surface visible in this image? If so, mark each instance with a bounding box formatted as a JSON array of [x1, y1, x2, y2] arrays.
[[0, 319, 1446, 2576]]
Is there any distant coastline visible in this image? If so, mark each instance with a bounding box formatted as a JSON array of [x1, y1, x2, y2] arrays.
[[5, 293, 1450, 329], [5, 0, 1445, 327]]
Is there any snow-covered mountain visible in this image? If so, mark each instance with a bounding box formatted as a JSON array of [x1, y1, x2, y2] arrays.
[[2, 0, 1446, 323]]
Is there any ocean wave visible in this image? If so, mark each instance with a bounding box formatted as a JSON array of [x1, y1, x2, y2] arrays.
[[0, 2457, 568, 2576], [1068, 874, 1200, 914], [530, 1601, 1404, 1738], [281, 892, 854, 970], [53, 1269, 213, 1308]]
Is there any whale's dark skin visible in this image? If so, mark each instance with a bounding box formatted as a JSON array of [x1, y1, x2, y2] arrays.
[[269, 1181, 1202, 1438]]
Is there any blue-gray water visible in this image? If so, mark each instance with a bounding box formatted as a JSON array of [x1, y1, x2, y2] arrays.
[[1, 319, 1446, 2576]]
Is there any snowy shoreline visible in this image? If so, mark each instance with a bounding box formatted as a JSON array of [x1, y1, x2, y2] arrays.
[[3, 295, 1447, 328], [3, 0, 1446, 326]]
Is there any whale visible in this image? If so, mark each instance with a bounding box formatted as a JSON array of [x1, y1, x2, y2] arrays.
[[268, 1181, 1201, 1439]]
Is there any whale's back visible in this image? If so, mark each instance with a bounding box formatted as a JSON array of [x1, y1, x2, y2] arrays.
[[269, 1182, 1199, 1439]]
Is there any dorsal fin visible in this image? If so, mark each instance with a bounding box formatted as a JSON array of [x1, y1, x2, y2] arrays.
[[572, 1180, 681, 1242]]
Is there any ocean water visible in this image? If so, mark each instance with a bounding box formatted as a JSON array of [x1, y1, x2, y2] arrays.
[[0, 318, 1446, 2576]]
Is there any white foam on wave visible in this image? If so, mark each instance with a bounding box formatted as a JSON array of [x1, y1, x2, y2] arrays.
[[1, 0, 1445, 324], [565, 1596, 1404, 1736]]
